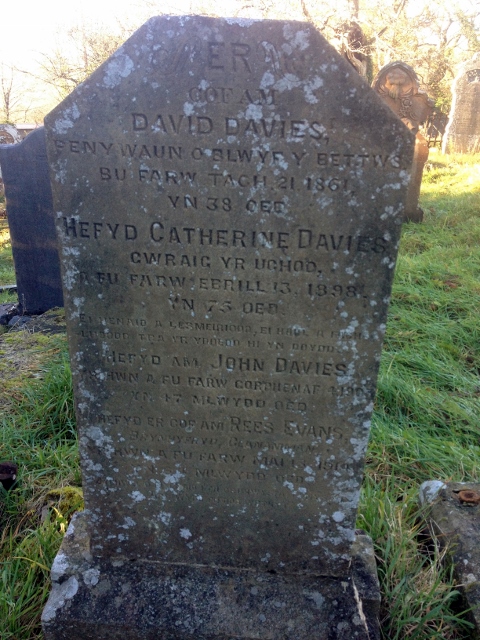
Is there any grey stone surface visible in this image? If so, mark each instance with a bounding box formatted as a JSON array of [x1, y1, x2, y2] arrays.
[[421, 481, 480, 637], [43, 15, 413, 638], [42, 511, 380, 640], [0, 127, 63, 314], [443, 53, 480, 154], [419, 479, 447, 506], [8, 315, 32, 328]]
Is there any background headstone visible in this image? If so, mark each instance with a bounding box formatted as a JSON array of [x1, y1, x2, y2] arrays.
[[372, 61, 433, 133], [372, 61, 434, 223], [0, 127, 63, 314], [42, 15, 413, 639], [0, 124, 22, 145], [423, 108, 449, 149], [443, 53, 480, 154], [420, 481, 480, 636], [0, 124, 22, 180]]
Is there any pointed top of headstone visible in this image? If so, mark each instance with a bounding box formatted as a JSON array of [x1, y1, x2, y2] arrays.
[[46, 16, 410, 155]]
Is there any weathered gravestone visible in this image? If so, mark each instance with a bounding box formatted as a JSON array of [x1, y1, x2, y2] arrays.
[[420, 481, 480, 637], [0, 127, 63, 314], [0, 124, 22, 146], [443, 53, 480, 154], [42, 16, 414, 640], [372, 61, 434, 223], [0, 125, 23, 180]]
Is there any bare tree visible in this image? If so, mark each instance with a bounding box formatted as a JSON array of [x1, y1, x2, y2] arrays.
[[38, 21, 136, 99], [296, 0, 479, 109], [0, 64, 29, 123], [26, 0, 480, 115]]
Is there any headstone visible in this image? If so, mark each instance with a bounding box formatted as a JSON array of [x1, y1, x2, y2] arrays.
[[420, 481, 480, 635], [372, 61, 433, 134], [404, 132, 429, 223], [443, 53, 480, 154], [424, 109, 448, 149], [0, 127, 63, 314], [42, 16, 414, 640], [0, 124, 22, 180], [0, 124, 22, 145], [372, 61, 434, 223]]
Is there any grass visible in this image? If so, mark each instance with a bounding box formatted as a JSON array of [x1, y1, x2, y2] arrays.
[[0, 218, 15, 274], [360, 151, 480, 638], [0, 152, 479, 638], [0, 215, 16, 307], [0, 342, 81, 640]]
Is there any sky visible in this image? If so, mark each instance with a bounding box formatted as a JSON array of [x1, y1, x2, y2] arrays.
[[1, 0, 282, 69], [0, 0, 313, 121], [1, 1, 157, 68], [0, 0, 314, 70], [1, 0, 477, 122], [0, 0, 209, 120], [2, 0, 478, 70]]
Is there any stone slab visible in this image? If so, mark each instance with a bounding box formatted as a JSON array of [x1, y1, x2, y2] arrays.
[[443, 53, 480, 154], [0, 127, 63, 314], [44, 15, 414, 580], [420, 480, 480, 637], [42, 511, 380, 640]]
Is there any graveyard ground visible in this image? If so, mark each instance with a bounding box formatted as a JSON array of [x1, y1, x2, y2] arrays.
[[0, 152, 479, 639]]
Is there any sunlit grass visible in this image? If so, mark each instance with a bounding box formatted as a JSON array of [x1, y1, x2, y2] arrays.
[[0, 219, 15, 289], [0, 343, 81, 640], [357, 151, 480, 638]]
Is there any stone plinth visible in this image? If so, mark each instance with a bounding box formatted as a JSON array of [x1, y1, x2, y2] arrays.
[[42, 512, 380, 639]]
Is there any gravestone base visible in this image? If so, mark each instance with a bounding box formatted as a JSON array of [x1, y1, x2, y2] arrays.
[[42, 512, 380, 640]]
